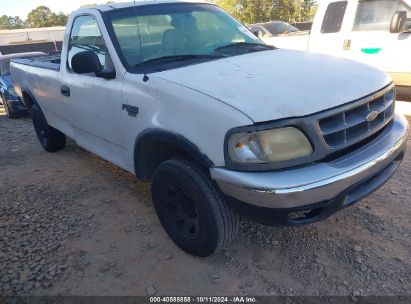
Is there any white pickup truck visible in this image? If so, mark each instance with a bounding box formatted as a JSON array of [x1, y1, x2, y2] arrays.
[[11, 0, 408, 257], [263, 0, 411, 98]]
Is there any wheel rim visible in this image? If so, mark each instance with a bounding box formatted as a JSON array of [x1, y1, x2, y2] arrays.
[[162, 183, 201, 239]]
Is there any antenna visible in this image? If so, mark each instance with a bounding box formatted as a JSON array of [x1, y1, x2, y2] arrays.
[[134, 0, 149, 82]]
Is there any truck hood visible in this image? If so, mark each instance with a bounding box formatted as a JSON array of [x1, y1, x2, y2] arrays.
[[155, 49, 392, 123]]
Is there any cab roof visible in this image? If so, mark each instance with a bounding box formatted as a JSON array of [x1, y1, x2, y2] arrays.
[[80, 0, 207, 13]]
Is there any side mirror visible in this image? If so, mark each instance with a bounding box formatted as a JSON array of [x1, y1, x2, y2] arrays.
[[390, 11, 407, 33], [71, 51, 102, 74]]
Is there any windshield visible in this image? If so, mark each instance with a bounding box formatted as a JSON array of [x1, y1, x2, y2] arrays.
[[105, 3, 267, 71], [0, 60, 11, 76]]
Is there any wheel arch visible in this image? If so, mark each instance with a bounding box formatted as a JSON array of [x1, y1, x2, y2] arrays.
[[134, 129, 214, 182], [20, 87, 38, 113]]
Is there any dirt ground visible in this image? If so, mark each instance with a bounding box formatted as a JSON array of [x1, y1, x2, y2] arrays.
[[0, 105, 410, 297]]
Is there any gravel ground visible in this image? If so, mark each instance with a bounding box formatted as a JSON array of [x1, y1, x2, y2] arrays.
[[0, 105, 410, 297]]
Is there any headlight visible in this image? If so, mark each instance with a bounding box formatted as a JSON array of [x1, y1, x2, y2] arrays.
[[228, 127, 313, 164], [7, 87, 18, 98]]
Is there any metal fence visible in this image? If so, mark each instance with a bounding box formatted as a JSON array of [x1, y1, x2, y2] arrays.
[[0, 41, 63, 55], [0, 27, 64, 55]]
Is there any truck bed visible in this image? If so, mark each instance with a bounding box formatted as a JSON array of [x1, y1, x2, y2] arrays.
[[12, 53, 61, 71]]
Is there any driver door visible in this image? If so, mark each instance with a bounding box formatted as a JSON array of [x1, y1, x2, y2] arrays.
[[62, 14, 129, 170]]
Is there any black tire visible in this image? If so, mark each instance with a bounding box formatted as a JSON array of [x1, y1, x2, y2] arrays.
[[32, 104, 66, 152], [151, 157, 239, 257]]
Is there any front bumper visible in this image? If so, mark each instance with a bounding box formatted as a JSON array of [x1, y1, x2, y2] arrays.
[[4, 96, 27, 113], [211, 114, 408, 224]]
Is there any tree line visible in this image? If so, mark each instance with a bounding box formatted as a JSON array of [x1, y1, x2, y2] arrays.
[[215, 0, 318, 24], [0, 0, 318, 30], [0, 2, 114, 30], [0, 6, 68, 29]]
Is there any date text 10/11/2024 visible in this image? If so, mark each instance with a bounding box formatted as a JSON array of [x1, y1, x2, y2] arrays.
[[149, 297, 258, 303]]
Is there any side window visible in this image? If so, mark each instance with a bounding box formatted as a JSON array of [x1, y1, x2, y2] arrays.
[[321, 1, 348, 33], [353, 0, 400, 31], [68, 15, 112, 72]]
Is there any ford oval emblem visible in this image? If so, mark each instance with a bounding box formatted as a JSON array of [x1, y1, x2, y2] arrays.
[[366, 111, 379, 122]]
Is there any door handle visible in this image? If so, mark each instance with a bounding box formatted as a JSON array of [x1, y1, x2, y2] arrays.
[[343, 39, 351, 50], [60, 85, 70, 97]]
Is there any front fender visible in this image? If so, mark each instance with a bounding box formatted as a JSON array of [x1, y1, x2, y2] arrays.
[[134, 129, 214, 181]]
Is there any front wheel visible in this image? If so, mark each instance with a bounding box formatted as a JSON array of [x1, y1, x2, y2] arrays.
[[151, 157, 239, 257], [32, 104, 66, 152]]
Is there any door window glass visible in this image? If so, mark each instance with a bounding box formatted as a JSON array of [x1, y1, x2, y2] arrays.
[[321, 1, 348, 33], [68, 15, 112, 72]]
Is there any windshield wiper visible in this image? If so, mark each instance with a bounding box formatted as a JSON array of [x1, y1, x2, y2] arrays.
[[135, 54, 224, 67], [214, 42, 275, 52]]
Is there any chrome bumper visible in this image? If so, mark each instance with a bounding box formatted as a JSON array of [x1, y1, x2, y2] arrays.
[[211, 114, 408, 209]]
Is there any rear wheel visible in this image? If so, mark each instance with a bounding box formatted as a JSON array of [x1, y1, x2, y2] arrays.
[[151, 157, 239, 257], [32, 104, 66, 152]]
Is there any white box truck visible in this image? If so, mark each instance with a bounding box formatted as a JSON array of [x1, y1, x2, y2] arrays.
[[262, 0, 411, 98]]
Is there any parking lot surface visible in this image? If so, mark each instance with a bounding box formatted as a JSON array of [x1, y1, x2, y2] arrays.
[[0, 106, 410, 296]]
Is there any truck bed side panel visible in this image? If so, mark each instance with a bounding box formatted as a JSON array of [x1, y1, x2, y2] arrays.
[[11, 61, 74, 138]]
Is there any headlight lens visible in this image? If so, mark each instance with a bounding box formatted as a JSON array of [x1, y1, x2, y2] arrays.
[[228, 127, 313, 164], [7, 87, 18, 97]]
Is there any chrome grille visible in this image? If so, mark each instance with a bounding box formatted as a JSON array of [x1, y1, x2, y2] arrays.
[[319, 89, 395, 148]]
